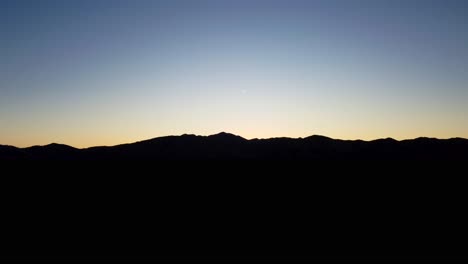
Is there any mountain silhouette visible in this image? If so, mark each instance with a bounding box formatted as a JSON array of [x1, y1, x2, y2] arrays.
[[1, 132, 467, 161], [2, 133, 468, 261]]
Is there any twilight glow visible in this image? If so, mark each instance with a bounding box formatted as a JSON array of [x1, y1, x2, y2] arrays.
[[1, 0, 467, 147]]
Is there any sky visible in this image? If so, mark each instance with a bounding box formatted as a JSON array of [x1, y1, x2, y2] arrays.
[[1, 0, 468, 147]]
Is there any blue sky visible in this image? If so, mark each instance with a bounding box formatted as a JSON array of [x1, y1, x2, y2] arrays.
[[1, 0, 467, 147]]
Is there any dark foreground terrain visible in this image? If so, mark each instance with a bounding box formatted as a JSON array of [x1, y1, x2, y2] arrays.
[[1, 133, 468, 262]]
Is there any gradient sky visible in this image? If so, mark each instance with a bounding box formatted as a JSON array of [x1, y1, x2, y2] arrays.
[[1, 0, 468, 147]]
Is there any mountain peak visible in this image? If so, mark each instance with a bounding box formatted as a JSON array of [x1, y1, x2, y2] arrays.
[[208, 132, 246, 141], [372, 137, 398, 143], [304, 135, 333, 141], [45, 143, 72, 147]]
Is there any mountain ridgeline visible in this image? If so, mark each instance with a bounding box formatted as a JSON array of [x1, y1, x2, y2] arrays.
[[1, 132, 467, 161], [3, 133, 468, 261]]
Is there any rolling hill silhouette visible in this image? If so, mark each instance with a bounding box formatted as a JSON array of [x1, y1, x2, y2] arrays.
[[1, 132, 467, 161], [2, 133, 468, 261]]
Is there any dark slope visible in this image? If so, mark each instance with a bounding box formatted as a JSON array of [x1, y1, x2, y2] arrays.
[[0, 145, 26, 160], [23, 143, 80, 160], [81, 133, 248, 160]]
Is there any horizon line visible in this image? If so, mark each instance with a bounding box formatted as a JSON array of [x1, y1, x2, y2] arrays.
[[1, 132, 467, 149]]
